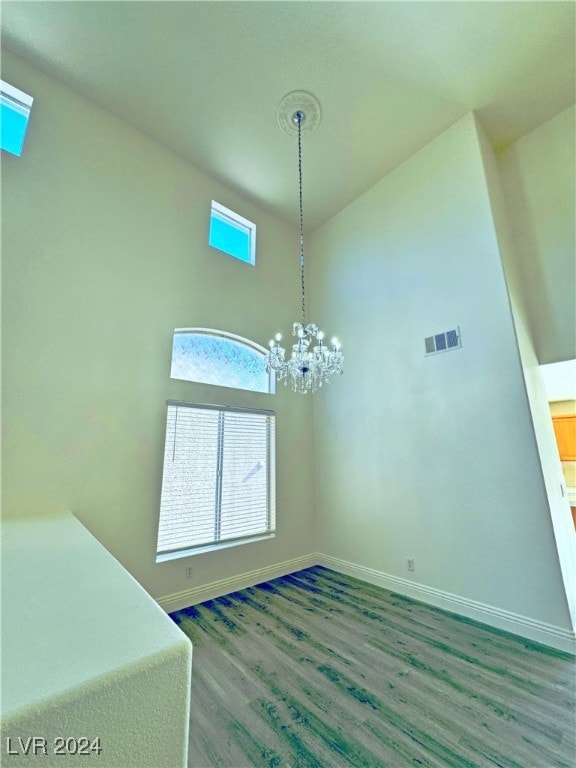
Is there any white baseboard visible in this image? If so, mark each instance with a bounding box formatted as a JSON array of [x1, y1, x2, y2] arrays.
[[156, 552, 575, 654], [317, 553, 576, 655], [157, 553, 318, 613]]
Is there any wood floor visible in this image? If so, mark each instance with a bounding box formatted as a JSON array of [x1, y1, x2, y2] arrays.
[[171, 566, 576, 768]]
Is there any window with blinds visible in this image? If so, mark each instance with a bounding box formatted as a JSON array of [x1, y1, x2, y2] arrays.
[[156, 401, 276, 562]]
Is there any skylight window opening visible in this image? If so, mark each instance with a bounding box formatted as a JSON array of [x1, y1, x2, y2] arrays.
[[209, 201, 256, 265], [1, 80, 33, 157]]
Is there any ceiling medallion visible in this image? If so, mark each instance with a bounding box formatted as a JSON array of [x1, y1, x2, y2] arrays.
[[277, 90, 322, 137], [265, 91, 343, 395]]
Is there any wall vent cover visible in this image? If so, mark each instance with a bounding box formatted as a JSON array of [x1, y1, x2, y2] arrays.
[[425, 327, 461, 355]]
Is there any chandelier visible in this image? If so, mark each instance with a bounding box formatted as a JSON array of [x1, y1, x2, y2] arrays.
[[265, 91, 344, 394]]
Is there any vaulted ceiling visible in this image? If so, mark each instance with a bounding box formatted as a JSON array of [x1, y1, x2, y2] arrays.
[[2, 1, 574, 231]]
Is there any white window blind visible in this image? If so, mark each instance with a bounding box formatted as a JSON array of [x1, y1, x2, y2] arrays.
[[156, 401, 275, 561]]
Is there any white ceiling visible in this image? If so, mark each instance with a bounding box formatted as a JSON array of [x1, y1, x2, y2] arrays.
[[1, 1, 574, 231]]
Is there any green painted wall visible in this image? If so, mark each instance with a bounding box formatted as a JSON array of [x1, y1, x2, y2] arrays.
[[1, 51, 316, 600], [476, 115, 576, 628], [497, 105, 576, 366], [309, 113, 572, 630], [2, 50, 574, 641]]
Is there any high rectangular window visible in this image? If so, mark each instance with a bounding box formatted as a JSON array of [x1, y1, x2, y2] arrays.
[[209, 201, 256, 265], [1, 80, 33, 156], [156, 402, 275, 562]]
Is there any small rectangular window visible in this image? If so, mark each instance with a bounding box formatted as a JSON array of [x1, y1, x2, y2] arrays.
[[156, 401, 275, 562], [1, 80, 33, 156], [209, 201, 256, 265]]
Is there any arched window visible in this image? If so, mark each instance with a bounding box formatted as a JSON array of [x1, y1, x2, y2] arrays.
[[170, 328, 274, 394]]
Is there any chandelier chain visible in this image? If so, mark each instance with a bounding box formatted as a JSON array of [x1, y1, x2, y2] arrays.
[[297, 111, 306, 325], [265, 93, 343, 394]]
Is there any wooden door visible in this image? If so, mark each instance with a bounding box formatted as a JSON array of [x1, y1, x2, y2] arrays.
[[552, 414, 576, 461]]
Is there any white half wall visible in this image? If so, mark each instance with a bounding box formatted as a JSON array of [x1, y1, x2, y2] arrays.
[[1, 514, 192, 767], [309, 113, 573, 634]]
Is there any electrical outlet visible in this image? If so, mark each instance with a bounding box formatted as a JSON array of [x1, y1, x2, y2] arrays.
[[185, 566, 194, 579], [407, 558, 415, 572]]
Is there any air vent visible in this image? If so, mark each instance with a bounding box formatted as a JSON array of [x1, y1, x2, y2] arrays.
[[425, 327, 461, 356]]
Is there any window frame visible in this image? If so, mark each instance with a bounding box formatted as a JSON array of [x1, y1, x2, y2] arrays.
[[156, 401, 276, 563], [209, 200, 256, 265], [0, 79, 34, 157]]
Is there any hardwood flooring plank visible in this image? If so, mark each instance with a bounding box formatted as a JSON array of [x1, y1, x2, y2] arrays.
[[172, 566, 576, 768]]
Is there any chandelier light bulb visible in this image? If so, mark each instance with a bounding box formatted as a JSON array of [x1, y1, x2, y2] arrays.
[[275, 332, 282, 342]]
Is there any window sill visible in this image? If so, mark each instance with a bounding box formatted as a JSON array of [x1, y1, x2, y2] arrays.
[[156, 533, 275, 563]]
